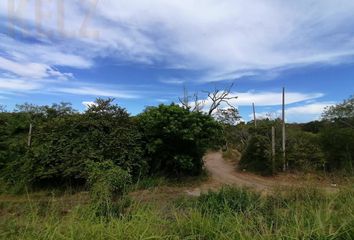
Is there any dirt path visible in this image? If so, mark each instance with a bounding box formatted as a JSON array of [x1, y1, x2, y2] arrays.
[[185, 152, 337, 196], [132, 152, 339, 201]]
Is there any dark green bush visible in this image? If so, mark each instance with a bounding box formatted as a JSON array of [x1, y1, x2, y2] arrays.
[[138, 104, 223, 176], [320, 126, 354, 172], [239, 134, 273, 175], [320, 95, 354, 172], [286, 130, 326, 171], [0, 99, 145, 190]]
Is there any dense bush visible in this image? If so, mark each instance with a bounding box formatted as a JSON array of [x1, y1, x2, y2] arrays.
[[87, 161, 132, 217], [0, 112, 34, 190], [0, 99, 145, 190], [286, 130, 326, 171], [239, 134, 274, 175], [138, 104, 223, 176], [320, 126, 354, 172], [320, 95, 354, 172]]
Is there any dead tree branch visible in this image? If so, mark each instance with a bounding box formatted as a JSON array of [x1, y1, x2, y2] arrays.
[[203, 83, 238, 116]]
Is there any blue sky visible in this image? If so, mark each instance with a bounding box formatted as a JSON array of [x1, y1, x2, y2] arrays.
[[0, 0, 353, 122]]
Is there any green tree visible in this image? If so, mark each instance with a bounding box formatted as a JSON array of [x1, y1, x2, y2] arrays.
[[322, 95, 354, 127], [239, 134, 273, 176], [320, 95, 354, 172], [1, 99, 145, 188], [138, 104, 223, 176], [286, 130, 325, 171]]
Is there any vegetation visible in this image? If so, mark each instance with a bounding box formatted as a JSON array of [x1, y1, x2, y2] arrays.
[[0, 99, 222, 192], [0, 99, 145, 191], [0, 93, 353, 239], [0, 186, 353, 239], [239, 134, 273, 175], [138, 104, 223, 176], [226, 95, 354, 175]]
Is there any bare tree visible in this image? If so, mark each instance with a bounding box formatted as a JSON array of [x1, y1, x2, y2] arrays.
[[0, 105, 6, 113], [203, 83, 238, 116], [179, 86, 191, 110], [179, 83, 238, 118], [179, 86, 205, 112]]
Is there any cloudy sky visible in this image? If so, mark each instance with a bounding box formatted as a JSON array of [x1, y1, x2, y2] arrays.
[[0, 0, 353, 122]]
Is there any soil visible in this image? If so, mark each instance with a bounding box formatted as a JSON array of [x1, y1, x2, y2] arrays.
[[185, 152, 338, 196], [130, 152, 340, 204]]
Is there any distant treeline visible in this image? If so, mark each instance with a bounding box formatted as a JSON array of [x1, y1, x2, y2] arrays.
[[0, 95, 353, 192]]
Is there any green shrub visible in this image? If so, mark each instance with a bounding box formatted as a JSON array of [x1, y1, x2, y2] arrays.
[[0, 99, 146, 190], [138, 104, 223, 176], [286, 130, 326, 171], [320, 95, 354, 172], [239, 134, 273, 175], [320, 126, 354, 172], [87, 161, 132, 217], [87, 161, 132, 196]]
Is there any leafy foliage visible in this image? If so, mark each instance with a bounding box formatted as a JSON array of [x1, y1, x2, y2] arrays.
[[213, 108, 240, 125], [286, 130, 326, 171], [322, 95, 354, 123], [0, 99, 145, 190], [239, 134, 273, 175], [321, 95, 354, 172], [87, 161, 132, 217], [320, 126, 354, 172], [138, 104, 223, 176]]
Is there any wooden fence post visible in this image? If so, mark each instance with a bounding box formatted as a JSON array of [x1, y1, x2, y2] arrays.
[[27, 123, 33, 147], [252, 102, 257, 128], [272, 126, 276, 172], [282, 87, 286, 171]]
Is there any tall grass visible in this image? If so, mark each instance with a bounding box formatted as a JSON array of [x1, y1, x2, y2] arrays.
[[1, 186, 353, 239]]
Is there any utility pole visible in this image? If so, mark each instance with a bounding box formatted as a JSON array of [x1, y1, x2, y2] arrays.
[[252, 102, 257, 128], [27, 123, 33, 148], [272, 126, 276, 173], [282, 87, 286, 171]]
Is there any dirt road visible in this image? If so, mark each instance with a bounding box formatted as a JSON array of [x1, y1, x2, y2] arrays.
[[185, 152, 337, 196]]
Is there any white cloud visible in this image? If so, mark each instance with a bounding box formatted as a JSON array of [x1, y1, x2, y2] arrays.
[[284, 102, 335, 122], [236, 91, 324, 106], [199, 91, 323, 108], [248, 102, 335, 122], [248, 111, 281, 120], [286, 102, 334, 116], [189, 90, 325, 120], [53, 86, 140, 99], [159, 78, 185, 85], [2, 0, 354, 81], [0, 55, 76, 80], [0, 56, 50, 79], [0, 78, 43, 91], [82, 101, 97, 109]]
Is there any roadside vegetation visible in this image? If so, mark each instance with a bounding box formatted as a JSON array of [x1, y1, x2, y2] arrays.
[[0, 94, 353, 239], [225, 95, 354, 176], [1, 186, 353, 239]]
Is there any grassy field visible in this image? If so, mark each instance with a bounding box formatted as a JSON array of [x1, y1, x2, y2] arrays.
[[1, 184, 353, 240]]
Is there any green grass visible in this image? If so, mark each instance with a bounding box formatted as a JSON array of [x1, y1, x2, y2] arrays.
[[1, 186, 353, 240]]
